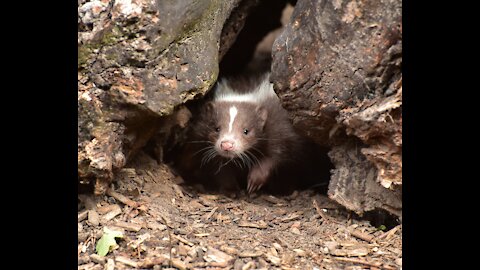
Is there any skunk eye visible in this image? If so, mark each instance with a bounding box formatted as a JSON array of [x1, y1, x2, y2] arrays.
[[243, 129, 249, 135], [215, 127, 220, 132]]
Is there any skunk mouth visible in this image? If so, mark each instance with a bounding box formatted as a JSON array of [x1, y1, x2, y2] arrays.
[[218, 150, 237, 159]]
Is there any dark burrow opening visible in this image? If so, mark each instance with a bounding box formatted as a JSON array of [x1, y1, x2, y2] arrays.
[[219, 0, 297, 78], [155, 0, 334, 197]]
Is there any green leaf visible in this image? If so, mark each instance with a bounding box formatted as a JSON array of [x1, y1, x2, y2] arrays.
[[96, 227, 124, 257], [377, 225, 387, 231]]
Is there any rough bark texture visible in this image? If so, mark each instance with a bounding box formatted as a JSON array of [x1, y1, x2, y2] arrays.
[[271, 0, 402, 217], [328, 140, 402, 218], [78, 0, 253, 193]]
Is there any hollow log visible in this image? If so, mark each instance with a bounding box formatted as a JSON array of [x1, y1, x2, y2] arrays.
[[271, 0, 402, 217]]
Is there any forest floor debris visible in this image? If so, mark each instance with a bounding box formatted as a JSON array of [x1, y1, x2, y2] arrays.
[[78, 152, 401, 269]]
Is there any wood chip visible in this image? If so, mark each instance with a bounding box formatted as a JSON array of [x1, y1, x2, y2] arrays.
[[156, 254, 191, 270], [265, 253, 281, 266], [238, 220, 268, 229], [137, 257, 168, 268], [78, 255, 90, 265], [78, 210, 88, 222], [128, 233, 151, 249], [173, 234, 195, 246], [198, 197, 215, 206], [106, 189, 138, 208], [262, 195, 286, 205], [376, 225, 401, 240], [147, 221, 167, 231], [269, 246, 278, 256], [105, 259, 115, 270], [238, 250, 264, 258], [188, 200, 205, 209], [204, 247, 234, 267], [220, 245, 238, 255], [172, 184, 184, 198], [114, 221, 142, 232], [101, 205, 122, 222], [201, 194, 219, 201], [282, 252, 297, 266], [290, 227, 301, 235], [280, 212, 303, 222], [78, 262, 94, 270], [90, 264, 103, 270], [97, 204, 120, 215], [275, 236, 292, 249], [333, 257, 397, 270], [168, 257, 188, 270], [127, 208, 141, 219], [193, 233, 210, 237], [257, 258, 269, 268], [293, 249, 307, 257], [331, 245, 370, 257], [349, 229, 374, 242], [88, 210, 100, 226], [115, 256, 138, 268], [177, 243, 191, 256], [89, 253, 106, 264], [272, 243, 283, 253], [78, 232, 89, 242], [204, 206, 218, 221], [241, 261, 256, 270]]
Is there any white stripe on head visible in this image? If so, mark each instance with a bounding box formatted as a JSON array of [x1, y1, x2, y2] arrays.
[[228, 106, 238, 133], [214, 75, 278, 104]]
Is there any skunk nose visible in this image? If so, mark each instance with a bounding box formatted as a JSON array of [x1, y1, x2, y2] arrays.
[[221, 141, 235, 151]]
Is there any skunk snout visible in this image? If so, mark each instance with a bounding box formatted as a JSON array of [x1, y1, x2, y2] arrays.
[[220, 140, 235, 151]]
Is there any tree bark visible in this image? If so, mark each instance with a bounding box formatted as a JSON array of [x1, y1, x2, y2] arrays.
[[271, 0, 402, 217], [78, 0, 252, 194]]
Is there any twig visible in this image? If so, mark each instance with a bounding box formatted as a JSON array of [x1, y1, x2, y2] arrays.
[[238, 250, 264, 258], [115, 256, 138, 268], [349, 229, 374, 243], [173, 234, 195, 247], [160, 215, 173, 268], [313, 199, 341, 224], [78, 210, 88, 222], [237, 220, 268, 229], [376, 225, 401, 240], [137, 257, 167, 268], [204, 206, 218, 221], [114, 221, 142, 232], [89, 254, 106, 265], [101, 205, 122, 222], [333, 257, 396, 270], [106, 188, 138, 208]]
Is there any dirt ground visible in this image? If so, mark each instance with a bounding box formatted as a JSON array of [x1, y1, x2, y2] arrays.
[[78, 151, 402, 270]]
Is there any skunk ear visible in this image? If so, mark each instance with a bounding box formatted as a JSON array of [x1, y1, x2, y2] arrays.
[[203, 101, 215, 114], [256, 106, 268, 128]]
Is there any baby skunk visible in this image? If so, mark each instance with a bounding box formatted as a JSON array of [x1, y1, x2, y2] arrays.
[[175, 74, 327, 194]]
